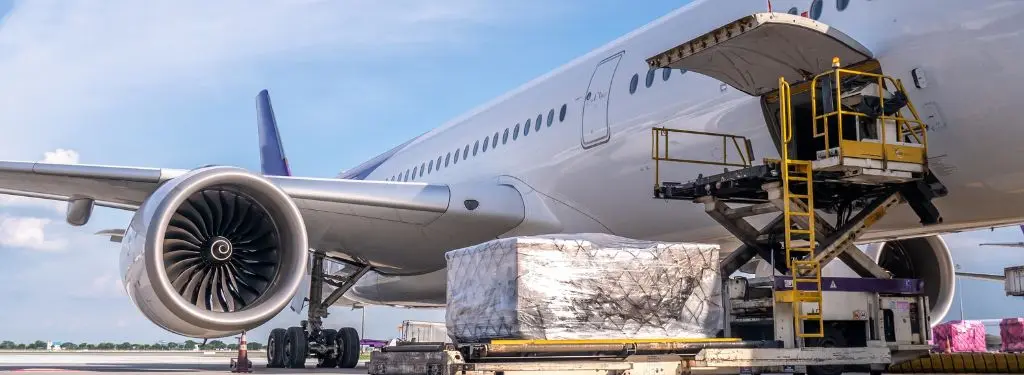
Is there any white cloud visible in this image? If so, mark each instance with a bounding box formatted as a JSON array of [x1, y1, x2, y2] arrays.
[[42, 148, 79, 164], [0, 215, 67, 251]]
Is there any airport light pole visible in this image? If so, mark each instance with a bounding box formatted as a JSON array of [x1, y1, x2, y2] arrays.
[[353, 304, 366, 338], [956, 263, 965, 320]]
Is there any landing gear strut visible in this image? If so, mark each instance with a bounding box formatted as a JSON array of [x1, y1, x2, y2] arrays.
[[265, 252, 372, 369]]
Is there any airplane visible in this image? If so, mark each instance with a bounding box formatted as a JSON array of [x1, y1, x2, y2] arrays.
[[952, 225, 1024, 281], [979, 225, 1024, 248], [1, 0, 1024, 369]]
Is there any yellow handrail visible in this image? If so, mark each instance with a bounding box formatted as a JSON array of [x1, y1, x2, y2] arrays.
[[809, 68, 929, 158], [779, 77, 792, 145], [651, 127, 754, 189]]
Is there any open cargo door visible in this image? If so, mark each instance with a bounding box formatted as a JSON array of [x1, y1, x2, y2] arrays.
[[647, 12, 873, 96]]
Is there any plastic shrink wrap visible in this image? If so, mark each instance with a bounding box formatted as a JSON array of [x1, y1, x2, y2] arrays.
[[1001, 318, 1024, 352], [445, 233, 722, 343], [932, 320, 986, 353]]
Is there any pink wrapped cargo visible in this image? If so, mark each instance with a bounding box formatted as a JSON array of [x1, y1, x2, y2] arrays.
[[1000, 318, 1024, 352], [932, 320, 986, 353]]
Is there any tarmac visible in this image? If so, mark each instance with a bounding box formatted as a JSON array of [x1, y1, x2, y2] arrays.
[[0, 351, 366, 374], [0, 351, 992, 374]]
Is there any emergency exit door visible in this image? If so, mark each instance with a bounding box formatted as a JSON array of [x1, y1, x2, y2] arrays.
[[581, 51, 623, 149]]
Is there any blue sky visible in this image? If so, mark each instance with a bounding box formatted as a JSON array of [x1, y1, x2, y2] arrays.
[[0, 0, 1021, 344]]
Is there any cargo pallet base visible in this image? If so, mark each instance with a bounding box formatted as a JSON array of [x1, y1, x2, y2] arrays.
[[368, 339, 893, 375]]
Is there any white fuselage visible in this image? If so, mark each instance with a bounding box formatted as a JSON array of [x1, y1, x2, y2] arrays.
[[335, 0, 1024, 307]]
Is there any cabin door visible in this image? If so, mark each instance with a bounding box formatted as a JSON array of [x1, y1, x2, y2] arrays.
[[581, 51, 623, 149]]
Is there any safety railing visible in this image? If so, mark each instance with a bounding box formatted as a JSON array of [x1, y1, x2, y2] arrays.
[[651, 127, 754, 189], [809, 60, 928, 164]]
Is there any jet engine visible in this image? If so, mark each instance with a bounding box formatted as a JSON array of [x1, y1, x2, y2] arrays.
[[864, 235, 956, 325], [119, 166, 308, 338]]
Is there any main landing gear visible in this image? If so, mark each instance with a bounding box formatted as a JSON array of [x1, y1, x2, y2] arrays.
[[266, 252, 372, 369]]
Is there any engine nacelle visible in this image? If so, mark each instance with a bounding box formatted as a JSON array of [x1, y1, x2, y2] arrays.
[[864, 235, 956, 325], [119, 166, 308, 338]]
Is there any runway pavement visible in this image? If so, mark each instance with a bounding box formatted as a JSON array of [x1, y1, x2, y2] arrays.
[[0, 351, 366, 374], [0, 351, 986, 374]]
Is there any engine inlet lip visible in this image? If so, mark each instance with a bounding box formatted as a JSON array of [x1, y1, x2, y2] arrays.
[[144, 166, 308, 334]]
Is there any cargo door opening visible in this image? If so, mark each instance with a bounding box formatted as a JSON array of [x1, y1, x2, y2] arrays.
[[646, 12, 875, 158]]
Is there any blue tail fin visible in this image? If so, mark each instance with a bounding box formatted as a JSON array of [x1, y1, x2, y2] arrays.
[[256, 89, 292, 176]]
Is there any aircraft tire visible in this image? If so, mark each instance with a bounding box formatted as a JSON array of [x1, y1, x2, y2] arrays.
[[284, 326, 308, 368], [338, 327, 361, 369], [266, 328, 286, 368]]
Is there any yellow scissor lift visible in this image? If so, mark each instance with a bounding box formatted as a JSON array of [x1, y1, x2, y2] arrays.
[[653, 55, 943, 340], [643, 11, 1024, 374]]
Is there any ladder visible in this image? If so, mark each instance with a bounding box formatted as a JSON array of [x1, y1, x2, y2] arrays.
[[779, 77, 824, 339]]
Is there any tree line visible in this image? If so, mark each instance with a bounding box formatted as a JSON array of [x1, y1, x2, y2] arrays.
[[0, 340, 264, 351]]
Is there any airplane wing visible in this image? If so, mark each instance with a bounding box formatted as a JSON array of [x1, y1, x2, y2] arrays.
[[0, 90, 534, 276], [0, 161, 527, 274], [0, 161, 184, 210], [956, 271, 1005, 282], [979, 242, 1024, 248]]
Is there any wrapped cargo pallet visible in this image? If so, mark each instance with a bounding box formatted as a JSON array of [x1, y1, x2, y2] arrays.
[[932, 320, 986, 353], [1001, 318, 1024, 352], [445, 233, 722, 343]]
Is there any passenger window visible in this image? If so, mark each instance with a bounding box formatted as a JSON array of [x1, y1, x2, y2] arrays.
[[836, 0, 849, 11], [420, 163, 425, 177], [662, 68, 671, 81], [629, 74, 638, 94], [473, 140, 479, 156], [503, 128, 509, 144], [463, 144, 469, 160], [524, 119, 531, 136], [645, 69, 655, 88], [535, 115, 542, 131], [454, 149, 460, 164], [437, 156, 443, 170], [492, 132, 499, 148], [445, 152, 451, 167], [810, 0, 823, 19], [513, 124, 520, 140], [429, 160, 434, 173], [483, 136, 490, 152], [411, 166, 417, 180], [559, 104, 567, 122], [547, 109, 554, 126]]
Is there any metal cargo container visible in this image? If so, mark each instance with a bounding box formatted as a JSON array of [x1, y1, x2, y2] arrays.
[[1006, 266, 1024, 296], [400, 320, 449, 343]]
